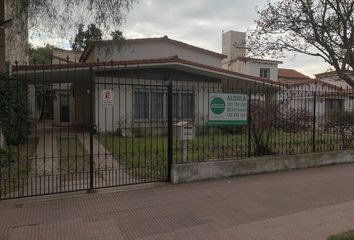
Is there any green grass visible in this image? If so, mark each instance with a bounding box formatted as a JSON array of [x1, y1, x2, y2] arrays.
[[329, 231, 354, 240], [0, 137, 38, 195], [56, 135, 90, 176], [98, 129, 345, 179], [98, 134, 168, 180]]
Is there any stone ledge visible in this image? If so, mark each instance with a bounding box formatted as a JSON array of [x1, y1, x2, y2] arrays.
[[171, 150, 354, 184]]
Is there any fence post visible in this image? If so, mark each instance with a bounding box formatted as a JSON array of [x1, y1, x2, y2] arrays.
[[167, 81, 173, 181], [312, 91, 316, 153], [248, 89, 252, 157], [88, 67, 96, 193]]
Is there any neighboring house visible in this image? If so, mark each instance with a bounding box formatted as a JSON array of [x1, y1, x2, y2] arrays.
[[80, 36, 226, 68], [52, 48, 82, 64], [280, 79, 354, 121], [14, 37, 279, 131], [278, 68, 312, 85], [50, 49, 83, 126], [221, 31, 282, 81], [275, 68, 353, 119], [315, 70, 354, 90]]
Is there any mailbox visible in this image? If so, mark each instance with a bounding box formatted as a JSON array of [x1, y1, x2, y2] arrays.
[[175, 121, 195, 141]]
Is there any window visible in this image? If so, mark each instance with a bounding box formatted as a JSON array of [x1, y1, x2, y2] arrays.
[[181, 93, 194, 119], [151, 92, 164, 120], [260, 68, 270, 79], [134, 89, 195, 121], [172, 93, 179, 118], [170, 92, 194, 120], [134, 91, 149, 120], [325, 99, 343, 114]]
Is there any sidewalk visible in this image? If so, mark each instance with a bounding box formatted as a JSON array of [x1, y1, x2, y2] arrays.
[[2, 163, 354, 240]]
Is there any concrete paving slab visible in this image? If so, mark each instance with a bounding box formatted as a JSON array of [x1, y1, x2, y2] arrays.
[[2, 163, 354, 239]]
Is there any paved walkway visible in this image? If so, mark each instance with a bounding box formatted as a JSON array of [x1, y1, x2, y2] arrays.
[[22, 125, 60, 197], [79, 134, 134, 187], [2, 163, 354, 239], [33, 127, 59, 176]]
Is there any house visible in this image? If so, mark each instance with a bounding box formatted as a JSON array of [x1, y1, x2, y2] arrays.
[[280, 78, 354, 122], [221, 31, 282, 81], [14, 36, 279, 132], [80, 36, 226, 68], [315, 70, 354, 90], [274, 68, 353, 119], [278, 68, 312, 85], [52, 48, 82, 64]]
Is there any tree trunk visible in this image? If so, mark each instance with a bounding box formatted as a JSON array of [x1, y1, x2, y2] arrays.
[[0, 0, 5, 74]]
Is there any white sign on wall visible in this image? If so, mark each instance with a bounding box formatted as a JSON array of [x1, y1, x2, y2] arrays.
[[208, 93, 248, 126], [102, 89, 113, 107]]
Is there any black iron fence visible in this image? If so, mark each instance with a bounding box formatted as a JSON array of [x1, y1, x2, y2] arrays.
[[0, 60, 353, 199]]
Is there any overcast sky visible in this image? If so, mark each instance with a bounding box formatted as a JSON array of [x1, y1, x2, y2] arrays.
[[30, 0, 330, 77]]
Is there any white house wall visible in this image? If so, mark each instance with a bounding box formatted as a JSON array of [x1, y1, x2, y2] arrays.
[[344, 97, 354, 112], [319, 76, 353, 89], [248, 62, 278, 81], [225, 60, 249, 75], [280, 82, 354, 125], [94, 77, 221, 132], [27, 85, 37, 121], [93, 41, 222, 68], [224, 60, 278, 81]]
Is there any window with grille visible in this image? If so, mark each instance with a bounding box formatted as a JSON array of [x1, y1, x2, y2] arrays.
[[260, 68, 270, 79]]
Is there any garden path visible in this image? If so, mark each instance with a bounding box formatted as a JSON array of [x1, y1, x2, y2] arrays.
[[79, 133, 134, 187]]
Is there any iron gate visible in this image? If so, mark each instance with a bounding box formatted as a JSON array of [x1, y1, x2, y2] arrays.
[[0, 65, 173, 200]]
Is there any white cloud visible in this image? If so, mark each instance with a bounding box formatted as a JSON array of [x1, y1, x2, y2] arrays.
[[29, 0, 329, 75]]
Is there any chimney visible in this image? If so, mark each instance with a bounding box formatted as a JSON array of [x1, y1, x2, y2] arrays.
[[222, 31, 246, 62]]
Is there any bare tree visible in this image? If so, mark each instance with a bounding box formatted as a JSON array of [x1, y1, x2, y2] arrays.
[[10, 0, 135, 29], [248, 0, 354, 86], [0, 0, 135, 71]]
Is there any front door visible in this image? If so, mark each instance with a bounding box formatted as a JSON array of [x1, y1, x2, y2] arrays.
[[60, 95, 70, 123]]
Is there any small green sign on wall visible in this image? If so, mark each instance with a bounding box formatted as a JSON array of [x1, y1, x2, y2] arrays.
[[208, 93, 248, 126]]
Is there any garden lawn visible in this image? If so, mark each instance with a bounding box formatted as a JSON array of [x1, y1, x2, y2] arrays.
[[98, 130, 344, 179], [328, 231, 354, 240]]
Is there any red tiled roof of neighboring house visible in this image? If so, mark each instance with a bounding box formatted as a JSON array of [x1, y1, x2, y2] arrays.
[[80, 36, 227, 62], [286, 79, 341, 90], [236, 56, 283, 64], [12, 55, 282, 86], [277, 68, 313, 85], [315, 70, 354, 78], [278, 68, 311, 80]]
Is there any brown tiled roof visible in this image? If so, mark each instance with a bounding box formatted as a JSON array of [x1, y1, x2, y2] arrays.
[[80, 36, 227, 62], [278, 68, 311, 80], [13, 55, 281, 86], [286, 79, 341, 90], [315, 70, 354, 78]]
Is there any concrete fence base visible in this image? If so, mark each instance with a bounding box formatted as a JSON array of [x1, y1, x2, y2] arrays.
[[171, 150, 354, 184]]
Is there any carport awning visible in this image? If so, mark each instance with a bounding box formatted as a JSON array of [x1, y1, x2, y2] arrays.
[[12, 56, 282, 89]]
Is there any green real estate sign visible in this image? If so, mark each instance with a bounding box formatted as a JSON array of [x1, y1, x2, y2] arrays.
[[208, 93, 248, 126]]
